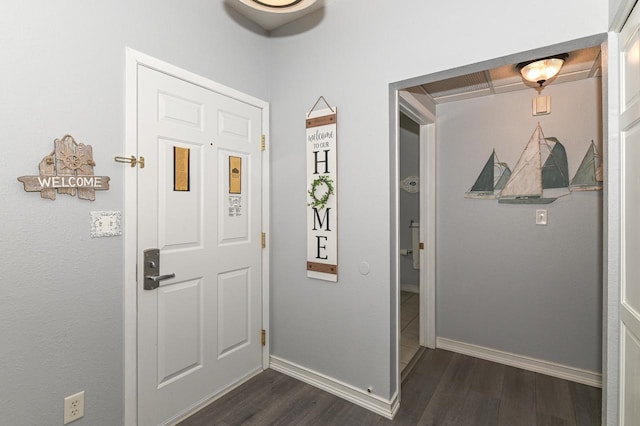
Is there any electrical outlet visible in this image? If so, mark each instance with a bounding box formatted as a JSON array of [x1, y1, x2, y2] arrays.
[[64, 391, 84, 424]]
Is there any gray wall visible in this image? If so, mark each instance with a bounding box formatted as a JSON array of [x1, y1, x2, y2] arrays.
[[269, 0, 608, 400], [0, 0, 613, 423], [399, 115, 420, 287], [437, 78, 603, 372], [0, 1, 269, 425]]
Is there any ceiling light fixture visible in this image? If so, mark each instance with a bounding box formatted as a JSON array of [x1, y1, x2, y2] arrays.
[[517, 54, 568, 88], [238, 0, 317, 13], [251, 0, 303, 8], [230, 0, 320, 31]]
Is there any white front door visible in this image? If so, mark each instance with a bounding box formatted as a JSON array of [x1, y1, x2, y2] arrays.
[[619, 4, 640, 424], [136, 65, 264, 425]]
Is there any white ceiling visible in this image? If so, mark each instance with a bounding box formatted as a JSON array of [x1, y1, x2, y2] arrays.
[[420, 46, 602, 104]]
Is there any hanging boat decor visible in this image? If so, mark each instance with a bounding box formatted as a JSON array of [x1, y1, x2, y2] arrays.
[[465, 149, 511, 199], [569, 141, 603, 191], [465, 125, 601, 204], [498, 124, 570, 204], [306, 96, 338, 282]]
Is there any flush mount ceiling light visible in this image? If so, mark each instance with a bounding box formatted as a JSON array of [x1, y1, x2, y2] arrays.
[[250, 0, 304, 7], [517, 54, 568, 88], [229, 0, 321, 31], [238, 0, 317, 13]]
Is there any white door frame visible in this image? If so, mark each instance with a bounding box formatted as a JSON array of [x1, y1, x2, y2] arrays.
[[605, 31, 622, 426], [390, 88, 437, 398], [123, 47, 270, 425], [398, 89, 437, 350]]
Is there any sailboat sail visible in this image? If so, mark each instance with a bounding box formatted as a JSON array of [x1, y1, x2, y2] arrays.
[[495, 165, 512, 190], [541, 137, 570, 188], [470, 152, 494, 193], [570, 141, 603, 191], [465, 150, 511, 199], [499, 126, 543, 199], [498, 124, 570, 204], [595, 160, 603, 182]]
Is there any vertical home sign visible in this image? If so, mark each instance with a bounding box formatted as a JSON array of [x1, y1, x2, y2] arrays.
[[306, 105, 338, 282]]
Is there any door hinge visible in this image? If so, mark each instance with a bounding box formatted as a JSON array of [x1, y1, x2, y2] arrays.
[[419, 242, 425, 250], [261, 135, 266, 151], [261, 329, 266, 346], [261, 232, 266, 248]]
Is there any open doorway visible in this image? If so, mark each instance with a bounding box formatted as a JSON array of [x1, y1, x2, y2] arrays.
[[390, 33, 607, 414], [398, 114, 422, 373], [396, 93, 437, 381]]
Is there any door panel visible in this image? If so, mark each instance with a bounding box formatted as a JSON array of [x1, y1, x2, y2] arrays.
[[137, 65, 263, 425], [219, 110, 251, 140], [157, 279, 203, 386], [219, 150, 250, 243], [158, 92, 204, 129], [218, 268, 251, 357], [159, 139, 203, 249], [620, 4, 640, 424], [623, 126, 640, 314], [622, 322, 640, 423]]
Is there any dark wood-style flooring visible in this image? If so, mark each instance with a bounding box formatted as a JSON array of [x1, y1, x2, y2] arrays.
[[179, 348, 601, 425]]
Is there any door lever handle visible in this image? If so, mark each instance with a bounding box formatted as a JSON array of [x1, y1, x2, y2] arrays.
[[145, 273, 175, 283], [144, 272, 175, 290], [143, 248, 176, 290]]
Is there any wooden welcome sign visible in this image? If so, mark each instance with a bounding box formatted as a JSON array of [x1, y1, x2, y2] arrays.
[[17, 135, 110, 201], [306, 98, 338, 282]]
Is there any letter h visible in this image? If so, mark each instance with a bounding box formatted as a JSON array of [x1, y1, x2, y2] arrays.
[[313, 150, 330, 174]]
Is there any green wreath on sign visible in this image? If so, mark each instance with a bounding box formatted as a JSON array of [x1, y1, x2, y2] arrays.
[[308, 175, 334, 209]]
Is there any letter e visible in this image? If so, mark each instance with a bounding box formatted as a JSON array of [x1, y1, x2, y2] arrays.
[[315, 236, 328, 260]]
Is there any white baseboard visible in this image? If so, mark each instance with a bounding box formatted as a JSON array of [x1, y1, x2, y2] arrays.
[[269, 356, 398, 419], [436, 337, 602, 388]]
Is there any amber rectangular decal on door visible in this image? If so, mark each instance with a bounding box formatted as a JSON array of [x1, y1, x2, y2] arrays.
[[174, 146, 190, 191], [229, 156, 242, 194]]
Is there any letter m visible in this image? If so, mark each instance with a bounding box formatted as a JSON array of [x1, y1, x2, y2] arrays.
[[312, 207, 331, 231]]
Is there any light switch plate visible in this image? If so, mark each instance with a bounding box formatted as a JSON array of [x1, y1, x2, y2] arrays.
[[533, 95, 551, 115], [90, 211, 122, 237], [536, 209, 548, 225]]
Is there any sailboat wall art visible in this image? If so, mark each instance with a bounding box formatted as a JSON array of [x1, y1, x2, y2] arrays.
[[465, 150, 511, 199], [569, 141, 603, 191], [465, 124, 600, 204]]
